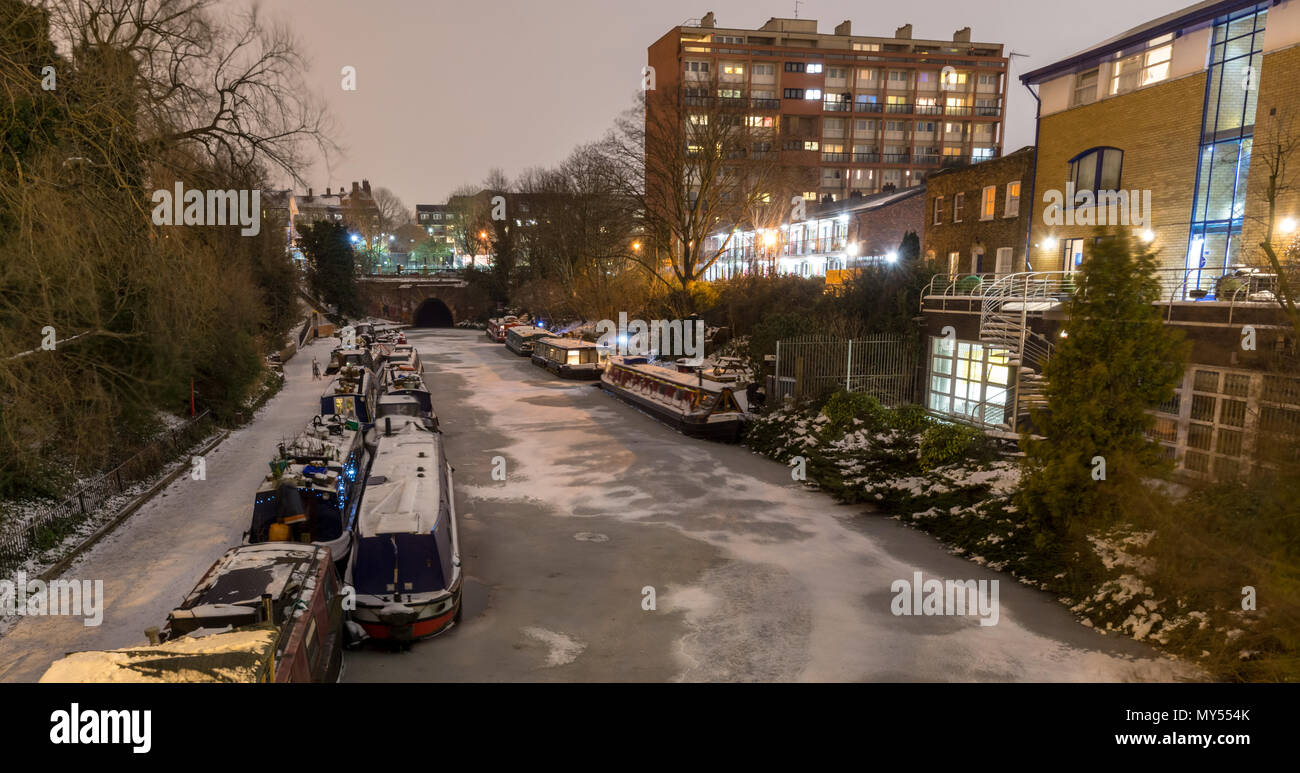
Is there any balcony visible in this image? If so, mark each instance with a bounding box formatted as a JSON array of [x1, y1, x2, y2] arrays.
[[750, 97, 780, 110], [684, 95, 714, 107], [822, 152, 849, 162], [854, 102, 882, 114], [885, 103, 913, 114], [913, 154, 941, 165], [915, 104, 943, 116], [853, 152, 880, 163], [975, 105, 1001, 117], [718, 96, 747, 110], [882, 153, 910, 164], [823, 100, 851, 112], [945, 105, 973, 116]]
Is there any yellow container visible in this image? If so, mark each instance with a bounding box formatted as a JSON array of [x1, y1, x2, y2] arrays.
[[268, 522, 291, 542]]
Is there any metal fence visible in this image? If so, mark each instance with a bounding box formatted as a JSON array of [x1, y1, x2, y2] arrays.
[[0, 411, 215, 574], [771, 335, 918, 406]]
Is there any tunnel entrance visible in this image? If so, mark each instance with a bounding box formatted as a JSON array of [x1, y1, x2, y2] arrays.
[[413, 298, 454, 328]]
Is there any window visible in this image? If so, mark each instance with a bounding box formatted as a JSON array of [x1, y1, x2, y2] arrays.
[[783, 88, 805, 99], [785, 62, 806, 73], [889, 70, 909, 84], [853, 42, 881, 51], [1069, 147, 1123, 194], [1111, 34, 1173, 95], [723, 64, 744, 76], [947, 251, 960, 276], [828, 67, 847, 80], [978, 73, 998, 86], [1004, 180, 1021, 218], [686, 61, 710, 73], [927, 337, 1012, 426], [803, 140, 820, 151], [806, 88, 823, 100], [943, 70, 968, 87], [807, 63, 824, 74], [933, 196, 943, 225], [857, 68, 877, 82], [745, 115, 774, 128], [980, 186, 996, 220], [1072, 68, 1099, 107], [753, 63, 775, 76], [1063, 237, 1084, 272], [995, 247, 1012, 275], [689, 114, 708, 125], [953, 192, 965, 222]]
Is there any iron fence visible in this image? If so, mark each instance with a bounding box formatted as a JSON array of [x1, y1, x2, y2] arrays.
[[0, 411, 215, 574], [771, 335, 918, 407]]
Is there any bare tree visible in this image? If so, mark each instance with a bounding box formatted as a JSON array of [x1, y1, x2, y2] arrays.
[[373, 186, 411, 232], [605, 80, 805, 313], [1249, 107, 1300, 335]]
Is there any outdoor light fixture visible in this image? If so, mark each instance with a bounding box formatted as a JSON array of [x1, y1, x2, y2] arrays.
[[1043, 237, 1058, 250], [763, 231, 777, 247], [846, 243, 860, 256], [1141, 230, 1156, 243], [632, 241, 642, 251], [886, 251, 898, 263], [1059, 329, 1069, 339], [1282, 217, 1297, 234]]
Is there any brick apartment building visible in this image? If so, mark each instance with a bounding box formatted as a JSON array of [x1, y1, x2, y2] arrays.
[[646, 13, 1008, 203], [923, 146, 1034, 277], [918, 0, 1299, 481]]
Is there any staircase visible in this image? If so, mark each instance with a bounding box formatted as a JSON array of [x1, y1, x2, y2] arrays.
[[978, 272, 1071, 431]]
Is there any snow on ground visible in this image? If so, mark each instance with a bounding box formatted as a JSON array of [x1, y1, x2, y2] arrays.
[[0, 339, 338, 682], [443, 331, 1197, 682]]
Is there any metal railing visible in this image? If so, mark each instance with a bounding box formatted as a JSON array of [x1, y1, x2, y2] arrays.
[[772, 335, 917, 406], [0, 411, 215, 574]]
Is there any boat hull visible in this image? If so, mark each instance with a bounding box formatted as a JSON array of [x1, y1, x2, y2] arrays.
[[531, 355, 602, 380], [600, 377, 744, 442], [353, 580, 462, 642]]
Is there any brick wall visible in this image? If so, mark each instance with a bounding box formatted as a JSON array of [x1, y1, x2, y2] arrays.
[[1029, 71, 1207, 272], [923, 147, 1034, 274], [850, 189, 926, 257]]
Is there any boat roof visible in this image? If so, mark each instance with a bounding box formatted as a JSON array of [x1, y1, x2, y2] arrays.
[[177, 543, 325, 612], [39, 625, 279, 683], [323, 366, 372, 397], [537, 336, 600, 350], [608, 356, 735, 392], [359, 418, 445, 537], [332, 348, 368, 357], [508, 326, 548, 338]]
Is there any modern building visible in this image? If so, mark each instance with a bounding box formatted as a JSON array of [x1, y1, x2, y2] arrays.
[[702, 184, 926, 281], [918, 0, 1299, 481], [923, 146, 1034, 277], [646, 13, 1008, 203]]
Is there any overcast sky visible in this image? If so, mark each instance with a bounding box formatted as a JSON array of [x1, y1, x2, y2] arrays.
[[253, 0, 1193, 206]]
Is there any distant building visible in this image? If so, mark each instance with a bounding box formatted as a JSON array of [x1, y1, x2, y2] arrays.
[[647, 13, 1008, 202], [923, 146, 1034, 277]]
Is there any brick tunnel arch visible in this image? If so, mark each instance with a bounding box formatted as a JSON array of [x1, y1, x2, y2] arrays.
[[413, 297, 455, 328]]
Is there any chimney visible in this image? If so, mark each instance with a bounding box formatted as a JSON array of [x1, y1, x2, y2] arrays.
[[700, 11, 714, 28], [307, 187, 313, 198], [362, 179, 371, 195], [834, 20, 851, 36], [953, 27, 971, 43], [352, 181, 360, 197], [895, 24, 912, 39], [325, 187, 330, 196]]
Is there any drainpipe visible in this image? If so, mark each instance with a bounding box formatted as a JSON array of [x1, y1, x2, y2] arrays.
[[1022, 80, 1042, 273]]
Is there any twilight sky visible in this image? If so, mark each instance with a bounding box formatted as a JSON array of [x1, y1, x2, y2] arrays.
[[253, 0, 1193, 207]]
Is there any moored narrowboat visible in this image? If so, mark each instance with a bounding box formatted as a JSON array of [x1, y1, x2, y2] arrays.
[[325, 347, 374, 375], [347, 416, 462, 643], [601, 356, 748, 442], [531, 336, 608, 380], [377, 368, 438, 430], [321, 365, 379, 429], [246, 414, 369, 575], [40, 543, 347, 683], [505, 324, 548, 356], [486, 315, 521, 342]]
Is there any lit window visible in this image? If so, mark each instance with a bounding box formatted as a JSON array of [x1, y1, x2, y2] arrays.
[[807, 63, 824, 74], [980, 186, 996, 220], [723, 64, 744, 75], [954, 192, 965, 222], [933, 196, 943, 225], [1005, 181, 1021, 218], [806, 89, 823, 100]]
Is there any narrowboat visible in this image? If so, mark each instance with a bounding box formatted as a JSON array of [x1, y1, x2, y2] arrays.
[[378, 368, 438, 430], [486, 315, 521, 342], [325, 347, 374, 375], [347, 416, 462, 643], [320, 365, 379, 428], [246, 413, 369, 575], [42, 544, 346, 683], [601, 356, 748, 442], [531, 336, 608, 380], [505, 324, 548, 356], [385, 343, 422, 373]]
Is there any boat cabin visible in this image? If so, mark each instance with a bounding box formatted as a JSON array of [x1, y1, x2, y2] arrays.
[[385, 344, 422, 373], [486, 315, 521, 342], [325, 347, 374, 375], [505, 325, 548, 356], [531, 336, 608, 380], [320, 365, 378, 427]]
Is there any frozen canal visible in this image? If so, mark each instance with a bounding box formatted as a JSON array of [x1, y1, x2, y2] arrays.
[[0, 329, 1194, 682]]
